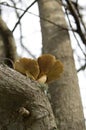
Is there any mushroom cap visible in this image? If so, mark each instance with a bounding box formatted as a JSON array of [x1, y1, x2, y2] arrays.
[[14, 58, 39, 79], [37, 54, 56, 77], [47, 60, 63, 83], [14, 54, 63, 83]]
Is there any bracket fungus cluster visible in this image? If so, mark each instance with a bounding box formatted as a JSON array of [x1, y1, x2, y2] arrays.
[[14, 54, 63, 83]]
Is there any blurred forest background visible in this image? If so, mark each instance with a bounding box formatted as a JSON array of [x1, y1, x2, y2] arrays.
[[0, 0, 86, 124]]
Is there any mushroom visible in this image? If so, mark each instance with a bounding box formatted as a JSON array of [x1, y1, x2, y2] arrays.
[[14, 54, 63, 84], [14, 58, 39, 80], [47, 60, 63, 83]]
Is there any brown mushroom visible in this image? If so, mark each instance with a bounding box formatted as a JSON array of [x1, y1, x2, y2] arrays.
[[47, 60, 63, 83], [14, 58, 39, 80]]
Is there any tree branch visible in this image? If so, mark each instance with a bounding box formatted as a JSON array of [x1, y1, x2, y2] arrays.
[[0, 64, 57, 130], [66, 0, 86, 45], [12, 0, 37, 32], [0, 16, 17, 66]]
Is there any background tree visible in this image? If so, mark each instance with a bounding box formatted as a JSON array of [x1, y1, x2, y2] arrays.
[[0, 0, 86, 130], [38, 0, 85, 129]]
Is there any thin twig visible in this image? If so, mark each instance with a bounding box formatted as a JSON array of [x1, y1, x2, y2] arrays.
[[20, 43, 36, 59], [77, 63, 86, 72], [0, 2, 70, 31], [64, 4, 86, 57], [12, 0, 37, 32], [65, 0, 86, 45]]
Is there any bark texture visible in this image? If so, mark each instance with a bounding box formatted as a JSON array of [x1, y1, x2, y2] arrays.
[[0, 64, 57, 130], [38, 0, 85, 130]]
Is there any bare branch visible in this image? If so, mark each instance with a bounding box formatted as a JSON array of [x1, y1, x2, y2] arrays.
[[64, 6, 86, 57], [0, 16, 17, 67], [77, 63, 86, 72], [65, 0, 86, 45], [20, 43, 36, 59], [0, 2, 70, 31], [12, 0, 38, 32]]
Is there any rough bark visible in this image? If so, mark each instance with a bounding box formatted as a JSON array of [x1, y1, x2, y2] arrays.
[[38, 0, 85, 130], [0, 64, 57, 130]]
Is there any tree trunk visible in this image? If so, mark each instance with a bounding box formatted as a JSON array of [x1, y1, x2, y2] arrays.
[[38, 0, 85, 130]]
